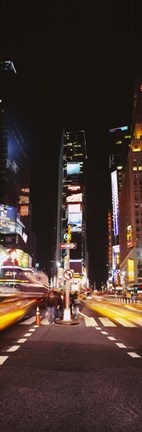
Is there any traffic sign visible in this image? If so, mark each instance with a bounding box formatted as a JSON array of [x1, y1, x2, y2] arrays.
[[60, 243, 77, 249], [64, 269, 74, 280]]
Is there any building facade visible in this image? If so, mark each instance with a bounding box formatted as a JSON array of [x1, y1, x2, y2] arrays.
[[119, 79, 142, 292], [0, 60, 36, 268], [56, 129, 88, 290], [108, 125, 131, 289]]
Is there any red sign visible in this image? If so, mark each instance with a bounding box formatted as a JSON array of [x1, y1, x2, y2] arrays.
[[64, 270, 74, 280], [60, 243, 77, 249]]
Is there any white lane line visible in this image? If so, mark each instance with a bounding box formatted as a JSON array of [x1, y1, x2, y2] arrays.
[[0, 356, 9, 365], [99, 317, 117, 327], [29, 328, 36, 332], [116, 343, 127, 348], [101, 331, 108, 335], [33, 325, 39, 328], [107, 336, 116, 341], [7, 345, 20, 352], [84, 316, 98, 327], [114, 318, 136, 327], [95, 327, 102, 330], [20, 317, 36, 325], [127, 352, 141, 358], [24, 333, 32, 337], [17, 338, 27, 343]]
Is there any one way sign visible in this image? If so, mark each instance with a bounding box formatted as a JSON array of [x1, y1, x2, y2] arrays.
[[60, 243, 77, 249]]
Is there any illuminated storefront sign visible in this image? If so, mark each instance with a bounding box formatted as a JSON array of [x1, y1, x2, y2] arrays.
[[111, 171, 119, 236]]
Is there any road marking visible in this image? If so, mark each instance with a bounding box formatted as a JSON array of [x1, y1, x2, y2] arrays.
[[84, 316, 98, 327], [0, 356, 9, 365], [116, 343, 127, 348], [95, 327, 102, 330], [24, 333, 32, 337], [99, 317, 117, 327], [127, 352, 141, 358], [42, 317, 50, 325], [17, 338, 27, 343], [101, 331, 108, 335], [114, 318, 136, 327], [107, 336, 116, 341], [29, 328, 36, 332], [7, 345, 20, 352], [132, 318, 142, 326], [20, 317, 36, 325]]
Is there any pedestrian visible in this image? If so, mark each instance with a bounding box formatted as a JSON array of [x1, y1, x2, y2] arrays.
[[72, 290, 80, 319], [46, 290, 58, 323]]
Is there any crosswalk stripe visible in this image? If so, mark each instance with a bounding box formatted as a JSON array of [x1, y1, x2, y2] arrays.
[[99, 317, 117, 327], [19, 313, 142, 329], [131, 318, 142, 326], [84, 316, 98, 327], [20, 317, 36, 325], [114, 318, 136, 327], [0, 356, 9, 365], [41, 317, 50, 325]]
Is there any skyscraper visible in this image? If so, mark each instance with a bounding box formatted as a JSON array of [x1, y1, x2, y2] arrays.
[[56, 129, 88, 290], [108, 125, 131, 289], [0, 60, 36, 267], [119, 78, 142, 292]]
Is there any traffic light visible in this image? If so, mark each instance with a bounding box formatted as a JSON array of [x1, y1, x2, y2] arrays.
[[64, 225, 71, 243]]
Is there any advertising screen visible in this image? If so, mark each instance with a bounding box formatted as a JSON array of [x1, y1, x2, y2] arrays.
[[67, 163, 80, 175], [0, 204, 17, 234], [66, 193, 82, 203], [1, 248, 29, 268], [127, 259, 134, 282], [111, 171, 119, 236], [7, 126, 31, 190], [68, 212, 82, 228], [68, 204, 81, 213]]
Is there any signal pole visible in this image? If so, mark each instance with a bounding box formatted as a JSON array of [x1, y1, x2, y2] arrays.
[[63, 225, 72, 321]]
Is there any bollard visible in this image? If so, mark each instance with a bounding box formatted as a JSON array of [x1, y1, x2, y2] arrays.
[[36, 305, 40, 325]]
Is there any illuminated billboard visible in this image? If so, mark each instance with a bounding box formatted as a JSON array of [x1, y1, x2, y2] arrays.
[[127, 259, 134, 282], [67, 163, 80, 175], [68, 212, 82, 227], [1, 248, 29, 268], [0, 204, 17, 234], [68, 204, 81, 213], [66, 193, 82, 203], [111, 171, 119, 236], [127, 225, 133, 248]]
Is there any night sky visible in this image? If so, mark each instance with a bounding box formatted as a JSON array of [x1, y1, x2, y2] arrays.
[[1, 1, 142, 288]]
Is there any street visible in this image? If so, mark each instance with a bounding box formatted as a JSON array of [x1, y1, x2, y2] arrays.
[[0, 299, 142, 432]]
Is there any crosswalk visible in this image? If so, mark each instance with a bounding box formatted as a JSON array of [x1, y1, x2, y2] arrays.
[[19, 313, 142, 328]]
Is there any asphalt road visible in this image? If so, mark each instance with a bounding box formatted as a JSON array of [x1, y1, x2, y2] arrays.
[[0, 301, 142, 432]]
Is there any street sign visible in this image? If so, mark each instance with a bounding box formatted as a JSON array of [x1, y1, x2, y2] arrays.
[[64, 269, 74, 280], [60, 243, 77, 249]]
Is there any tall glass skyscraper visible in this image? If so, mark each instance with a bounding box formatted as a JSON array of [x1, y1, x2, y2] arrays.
[[56, 129, 88, 290]]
